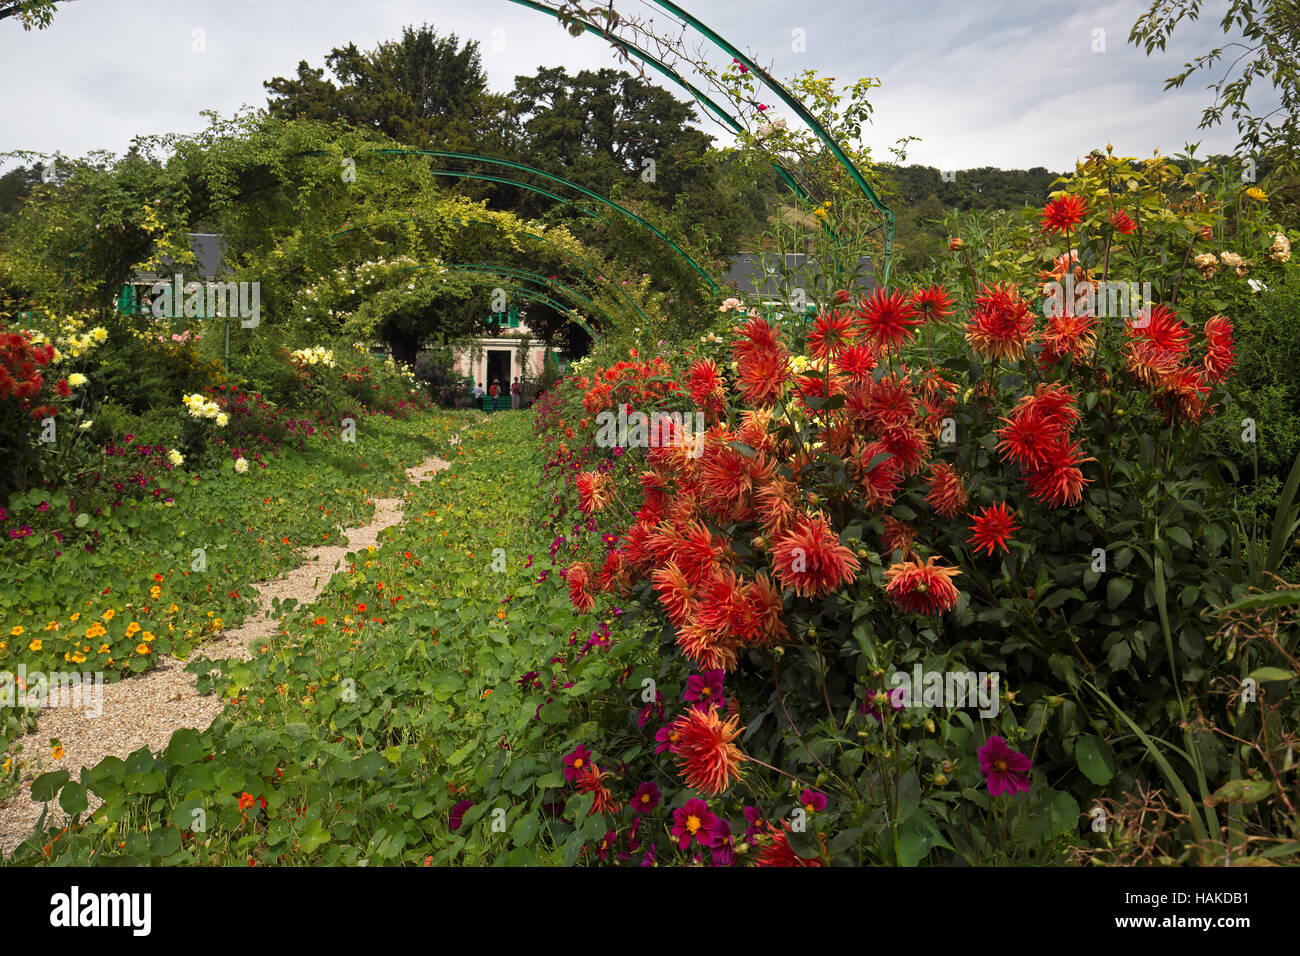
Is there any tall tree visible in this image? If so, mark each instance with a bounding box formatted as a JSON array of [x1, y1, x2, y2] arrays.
[[264, 24, 499, 150], [1131, 0, 1300, 158]]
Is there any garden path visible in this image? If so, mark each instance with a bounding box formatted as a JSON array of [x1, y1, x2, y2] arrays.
[[0, 452, 452, 856]]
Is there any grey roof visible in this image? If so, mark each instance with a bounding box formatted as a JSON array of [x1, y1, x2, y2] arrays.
[[132, 233, 228, 282], [723, 253, 876, 300]]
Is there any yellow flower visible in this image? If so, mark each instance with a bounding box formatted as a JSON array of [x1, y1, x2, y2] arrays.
[[9, 625, 23, 636], [51, 745, 64, 761], [1245, 186, 1268, 201], [141, 630, 155, 643], [69, 612, 80, 622], [2, 758, 10, 775], [135, 643, 151, 655], [0, 642, 7, 655], [85, 622, 106, 640], [44, 621, 59, 631], [102, 609, 115, 621], [28, 638, 42, 652], [168, 603, 178, 614], [70, 653, 86, 664], [97, 644, 110, 654], [125, 621, 141, 637], [150, 586, 161, 599]]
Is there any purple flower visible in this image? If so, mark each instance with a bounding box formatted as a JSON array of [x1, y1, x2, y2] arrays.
[[978, 735, 1032, 796], [711, 820, 735, 866], [685, 669, 726, 710], [631, 781, 660, 815], [654, 725, 678, 755], [563, 744, 593, 782], [799, 788, 827, 814], [859, 686, 905, 723], [671, 798, 719, 850], [449, 799, 473, 831], [743, 806, 767, 840]]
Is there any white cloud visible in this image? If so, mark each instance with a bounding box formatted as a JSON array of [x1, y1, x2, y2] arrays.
[[0, 0, 1256, 174]]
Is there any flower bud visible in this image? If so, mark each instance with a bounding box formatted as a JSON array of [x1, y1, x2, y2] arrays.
[[940, 759, 954, 773], [924, 718, 935, 733], [948, 237, 964, 251], [933, 773, 948, 786]]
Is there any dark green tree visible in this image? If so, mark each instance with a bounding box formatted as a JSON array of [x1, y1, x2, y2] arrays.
[[264, 23, 500, 151]]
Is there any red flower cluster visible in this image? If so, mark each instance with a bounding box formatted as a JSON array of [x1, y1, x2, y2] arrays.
[[995, 384, 1092, 507], [1124, 305, 1231, 423], [0, 331, 56, 417]]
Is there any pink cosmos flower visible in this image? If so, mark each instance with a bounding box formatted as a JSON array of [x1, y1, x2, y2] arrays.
[[449, 799, 473, 831], [977, 735, 1032, 796], [631, 781, 661, 815], [684, 669, 726, 711], [671, 797, 719, 850], [799, 788, 827, 814], [563, 744, 593, 782]]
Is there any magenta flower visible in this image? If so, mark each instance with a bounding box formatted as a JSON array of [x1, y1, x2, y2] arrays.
[[977, 735, 1032, 796], [449, 799, 473, 831], [631, 781, 661, 815], [654, 725, 679, 755], [684, 669, 726, 710], [671, 798, 719, 851], [711, 820, 735, 867], [859, 686, 905, 723], [799, 788, 827, 814], [563, 744, 593, 782], [742, 806, 767, 840]]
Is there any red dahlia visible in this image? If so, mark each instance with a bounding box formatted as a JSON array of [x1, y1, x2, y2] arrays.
[[968, 502, 1019, 556]]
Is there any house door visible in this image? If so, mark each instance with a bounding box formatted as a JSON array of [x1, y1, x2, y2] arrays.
[[487, 350, 511, 393]]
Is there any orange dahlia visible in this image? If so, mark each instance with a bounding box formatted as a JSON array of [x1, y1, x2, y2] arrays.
[[884, 554, 962, 616], [669, 704, 746, 795], [882, 515, 917, 555], [1042, 309, 1097, 363], [1201, 315, 1235, 384], [1040, 194, 1088, 234], [567, 562, 595, 613], [924, 462, 968, 518], [675, 621, 741, 672], [650, 561, 696, 625], [965, 283, 1036, 361], [855, 287, 922, 352], [770, 513, 860, 599], [754, 822, 824, 866], [576, 470, 615, 515], [808, 308, 857, 359]]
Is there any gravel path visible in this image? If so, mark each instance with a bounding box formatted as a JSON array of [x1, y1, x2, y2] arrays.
[[0, 453, 451, 857]]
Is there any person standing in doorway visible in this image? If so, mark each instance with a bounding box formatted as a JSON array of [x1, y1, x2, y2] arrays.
[[473, 381, 485, 410], [488, 379, 501, 407], [510, 376, 522, 410]]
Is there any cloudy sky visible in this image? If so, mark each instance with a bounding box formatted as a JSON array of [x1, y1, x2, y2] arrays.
[[0, 0, 1253, 174]]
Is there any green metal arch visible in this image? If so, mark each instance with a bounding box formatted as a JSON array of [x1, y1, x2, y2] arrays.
[[396, 262, 607, 339], [326, 213, 648, 325], [374, 149, 720, 293], [505, 0, 813, 204], [443, 263, 604, 317], [506, 0, 896, 281]]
